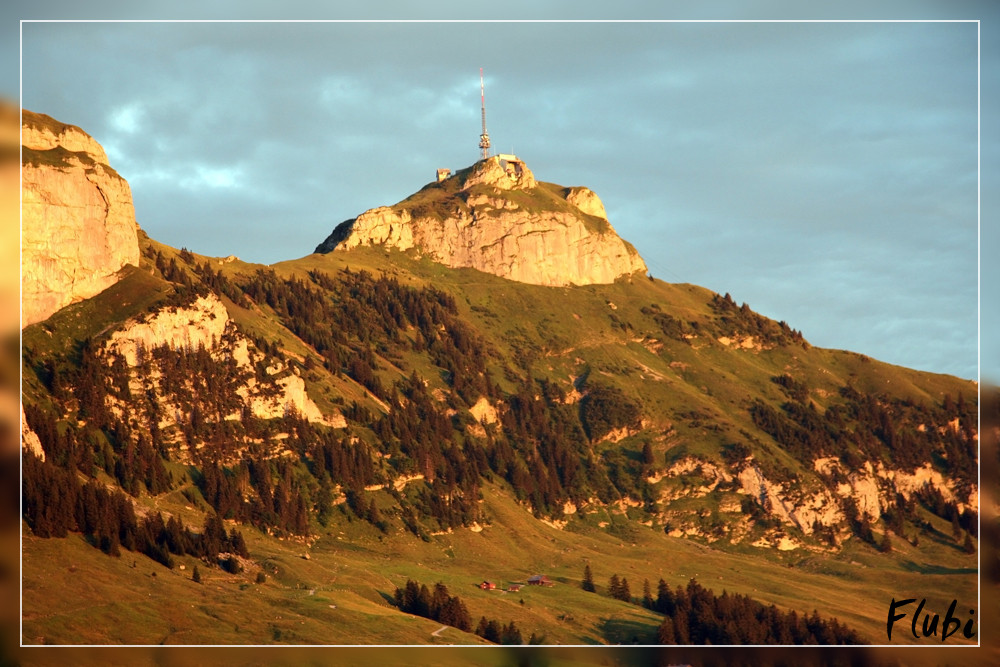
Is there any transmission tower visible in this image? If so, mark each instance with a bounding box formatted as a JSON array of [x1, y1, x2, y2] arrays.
[[479, 67, 491, 160]]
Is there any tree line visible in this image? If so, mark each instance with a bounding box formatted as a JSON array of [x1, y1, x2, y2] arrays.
[[582, 565, 861, 644], [23, 451, 248, 570], [393, 579, 532, 644], [710, 292, 805, 348]]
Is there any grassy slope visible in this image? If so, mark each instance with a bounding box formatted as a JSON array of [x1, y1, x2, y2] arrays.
[[282, 247, 974, 463], [22, 476, 976, 645], [21, 239, 978, 646]]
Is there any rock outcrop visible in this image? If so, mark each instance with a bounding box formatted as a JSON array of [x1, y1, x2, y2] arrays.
[[650, 451, 979, 550], [21, 110, 140, 327], [105, 294, 230, 366], [468, 396, 499, 425], [238, 362, 338, 426], [731, 456, 978, 544], [21, 405, 44, 461], [316, 157, 647, 287], [103, 293, 341, 433]]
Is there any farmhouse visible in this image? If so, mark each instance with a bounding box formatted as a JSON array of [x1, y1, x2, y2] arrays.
[[479, 580, 497, 590], [527, 574, 553, 586]]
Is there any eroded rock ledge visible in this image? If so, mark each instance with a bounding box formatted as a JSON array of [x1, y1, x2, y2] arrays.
[[316, 157, 647, 287]]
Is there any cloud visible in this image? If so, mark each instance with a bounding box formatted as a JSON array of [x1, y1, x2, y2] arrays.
[[109, 103, 144, 134], [16, 18, 983, 380], [182, 164, 244, 190]]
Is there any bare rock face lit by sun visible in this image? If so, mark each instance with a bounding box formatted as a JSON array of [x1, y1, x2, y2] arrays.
[[21, 110, 140, 327], [315, 156, 647, 288]]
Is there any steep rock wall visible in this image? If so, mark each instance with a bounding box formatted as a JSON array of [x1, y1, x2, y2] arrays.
[[316, 157, 647, 287], [21, 110, 140, 327]]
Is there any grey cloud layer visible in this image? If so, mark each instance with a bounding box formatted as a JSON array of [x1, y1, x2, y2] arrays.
[[20, 20, 981, 380]]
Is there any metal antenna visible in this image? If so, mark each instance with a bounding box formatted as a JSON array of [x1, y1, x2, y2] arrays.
[[479, 67, 491, 160]]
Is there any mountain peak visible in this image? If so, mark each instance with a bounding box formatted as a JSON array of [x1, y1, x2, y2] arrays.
[[459, 155, 537, 190], [315, 156, 647, 287]]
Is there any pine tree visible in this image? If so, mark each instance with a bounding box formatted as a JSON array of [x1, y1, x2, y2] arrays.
[[500, 621, 522, 645], [641, 441, 654, 466], [316, 476, 334, 527], [657, 617, 677, 644], [878, 531, 892, 553], [673, 610, 691, 644], [431, 582, 450, 621], [619, 577, 631, 603], [192, 565, 201, 583], [656, 578, 674, 615], [582, 564, 596, 592], [229, 527, 248, 558], [951, 513, 963, 541], [442, 596, 471, 632], [642, 579, 654, 609], [415, 584, 432, 619], [609, 573, 621, 599], [367, 497, 381, 526], [476, 617, 501, 643]]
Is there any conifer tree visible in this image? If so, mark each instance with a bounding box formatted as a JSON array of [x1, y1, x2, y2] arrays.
[[619, 577, 631, 603], [657, 617, 677, 644], [641, 441, 654, 466], [500, 621, 522, 645], [582, 564, 596, 592], [609, 573, 621, 600], [476, 617, 501, 643], [229, 527, 249, 558], [951, 513, 963, 541], [431, 582, 450, 620], [656, 578, 674, 615]]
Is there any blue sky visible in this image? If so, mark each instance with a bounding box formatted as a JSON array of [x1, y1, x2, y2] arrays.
[[10, 3, 997, 383]]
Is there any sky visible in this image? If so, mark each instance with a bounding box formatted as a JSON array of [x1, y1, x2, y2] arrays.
[[10, 3, 998, 384]]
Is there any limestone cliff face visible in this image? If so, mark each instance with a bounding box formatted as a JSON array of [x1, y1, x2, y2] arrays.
[[654, 452, 976, 551], [737, 456, 977, 544], [316, 157, 647, 286], [103, 293, 341, 435], [21, 110, 140, 327], [21, 405, 44, 461], [105, 294, 230, 366]]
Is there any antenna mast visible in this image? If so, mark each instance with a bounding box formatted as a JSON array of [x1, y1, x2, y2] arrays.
[[479, 67, 491, 160]]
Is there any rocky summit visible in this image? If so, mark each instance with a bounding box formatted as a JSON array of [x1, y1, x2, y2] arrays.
[[21, 110, 140, 327], [315, 156, 648, 287]]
